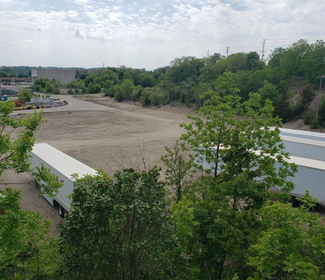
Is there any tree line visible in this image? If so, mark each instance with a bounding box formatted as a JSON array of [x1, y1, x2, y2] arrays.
[[1, 84, 325, 279], [65, 39, 325, 128]]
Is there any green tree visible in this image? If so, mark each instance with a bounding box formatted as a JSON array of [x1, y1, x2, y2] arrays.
[[280, 39, 310, 79], [0, 71, 9, 77], [248, 202, 325, 280], [0, 100, 44, 178], [115, 79, 135, 101], [300, 40, 325, 85], [268, 47, 286, 68], [59, 167, 187, 279], [0, 188, 59, 279], [87, 82, 101, 94], [177, 91, 298, 279], [161, 141, 194, 202], [258, 81, 282, 105], [167, 56, 205, 84], [246, 51, 264, 70], [181, 92, 296, 208], [139, 73, 155, 87], [18, 88, 32, 102], [66, 79, 86, 93]]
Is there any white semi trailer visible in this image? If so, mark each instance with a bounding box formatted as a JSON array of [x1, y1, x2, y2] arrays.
[[196, 128, 325, 207], [29, 143, 97, 217]]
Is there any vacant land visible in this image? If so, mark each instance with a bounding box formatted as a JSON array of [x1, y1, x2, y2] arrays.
[[1, 95, 193, 228]]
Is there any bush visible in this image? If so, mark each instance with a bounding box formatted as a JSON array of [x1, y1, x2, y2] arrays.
[[104, 87, 115, 97], [18, 88, 32, 101]]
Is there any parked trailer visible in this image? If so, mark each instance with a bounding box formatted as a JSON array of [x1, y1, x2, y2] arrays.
[[29, 143, 97, 217], [196, 128, 325, 207]]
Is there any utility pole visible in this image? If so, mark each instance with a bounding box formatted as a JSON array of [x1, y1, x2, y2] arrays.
[[315, 75, 325, 123], [118, 58, 120, 68], [226, 47, 229, 58], [261, 39, 266, 61]]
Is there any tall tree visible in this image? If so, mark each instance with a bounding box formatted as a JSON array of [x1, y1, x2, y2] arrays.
[[59, 167, 187, 280], [181, 91, 296, 208]]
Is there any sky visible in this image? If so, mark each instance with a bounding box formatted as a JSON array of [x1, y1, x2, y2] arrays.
[[0, 0, 325, 70]]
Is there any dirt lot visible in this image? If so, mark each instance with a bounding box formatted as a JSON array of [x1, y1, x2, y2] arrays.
[[1, 95, 194, 230]]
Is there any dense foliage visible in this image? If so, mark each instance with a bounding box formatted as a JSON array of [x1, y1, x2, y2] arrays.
[[67, 39, 325, 128], [59, 167, 187, 280], [34, 78, 62, 94], [0, 66, 30, 78], [0, 188, 59, 279]]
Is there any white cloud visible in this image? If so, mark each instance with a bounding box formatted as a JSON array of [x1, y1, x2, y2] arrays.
[[0, 0, 325, 69], [23, 39, 35, 44], [71, 0, 90, 4]]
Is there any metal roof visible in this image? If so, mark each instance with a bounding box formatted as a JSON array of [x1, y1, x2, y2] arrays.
[[31, 143, 97, 180]]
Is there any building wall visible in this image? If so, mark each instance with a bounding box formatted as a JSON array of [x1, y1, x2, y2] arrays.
[[36, 69, 76, 85]]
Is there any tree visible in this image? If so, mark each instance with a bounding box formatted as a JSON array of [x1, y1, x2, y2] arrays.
[[59, 167, 187, 279], [115, 79, 135, 101], [246, 51, 264, 70], [258, 81, 282, 105], [248, 202, 325, 280], [0, 71, 9, 77], [0, 188, 59, 279], [139, 73, 155, 87], [178, 91, 300, 279], [161, 141, 194, 202], [18, 88, 32, 102], [300, 40, 325, 85], [87, 82, 101, 94], [167, 56, 205, 84], [0, 100, 44, 178], [181, 91, 296, 209]]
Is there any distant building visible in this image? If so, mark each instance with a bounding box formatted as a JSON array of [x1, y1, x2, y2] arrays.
[[32, 68, 76, 85], [0, 77, 30, 84]]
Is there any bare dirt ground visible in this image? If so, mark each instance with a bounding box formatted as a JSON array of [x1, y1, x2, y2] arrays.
[[1, 94, 194, 231]]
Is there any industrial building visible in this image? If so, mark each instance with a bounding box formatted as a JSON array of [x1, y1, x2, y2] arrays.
[[31, 68, 76, 85]]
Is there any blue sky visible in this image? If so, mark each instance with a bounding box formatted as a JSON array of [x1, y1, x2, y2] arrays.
[[1, 0, 324, 70]]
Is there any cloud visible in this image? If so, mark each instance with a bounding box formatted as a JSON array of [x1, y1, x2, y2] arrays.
[[1, 0, 325, 70], [71, 0, 91, 5], [74, 29, 85, 39], [23, 39, 35, 44]]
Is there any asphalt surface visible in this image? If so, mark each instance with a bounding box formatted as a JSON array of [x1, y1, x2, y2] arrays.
[[11, 94, 120, 115]]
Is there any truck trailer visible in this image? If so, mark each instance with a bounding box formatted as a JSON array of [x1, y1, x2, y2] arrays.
[[29, 143, 97, 217], [195, 128, 325, 207]]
